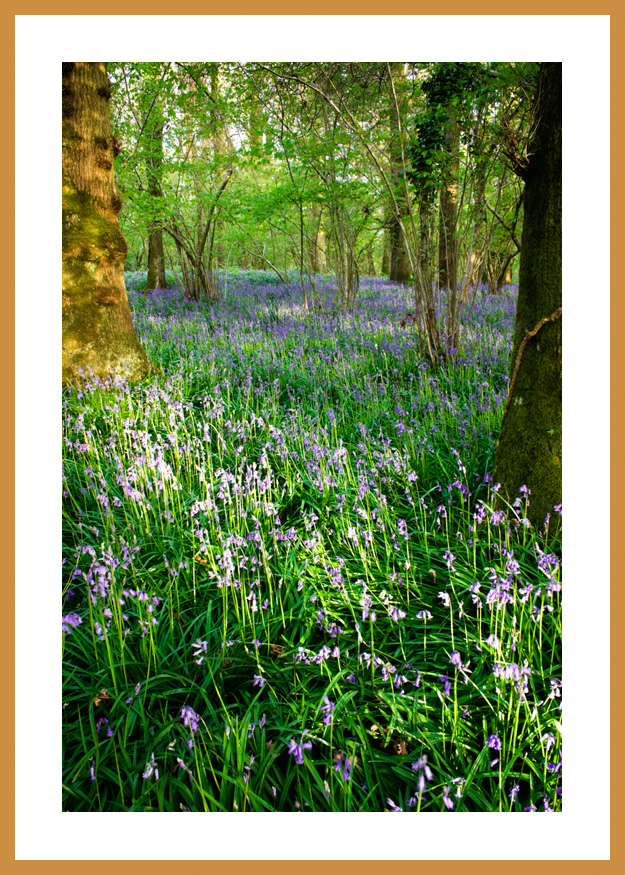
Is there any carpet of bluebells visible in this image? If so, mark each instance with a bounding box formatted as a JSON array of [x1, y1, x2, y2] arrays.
[[62, 271, 562, 812]]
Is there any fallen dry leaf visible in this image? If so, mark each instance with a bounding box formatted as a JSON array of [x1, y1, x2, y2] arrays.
[[391, 736, 409, 756], [93, 688, 111, 707]]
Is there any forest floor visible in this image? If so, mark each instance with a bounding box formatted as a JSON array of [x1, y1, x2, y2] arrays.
[[62, 272, 561, 812]]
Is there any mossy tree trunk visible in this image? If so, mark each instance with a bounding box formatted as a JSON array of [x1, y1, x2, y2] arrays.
[[493, 62, 562, 526], [62, 62, 152, 385]]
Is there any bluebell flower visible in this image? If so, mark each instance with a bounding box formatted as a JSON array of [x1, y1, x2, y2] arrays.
[[487, 733, 502, 751], [95, 717, 113, 737], [142, 752, 159, 780], [411, 754, 433, 801], [192, 639, 207, 665], [126, 682, 141, 704], [546, 750, 562, 774], [288, 737, 313, 765], [177, 757, 193, 783], [320, 695, 335, 724], [181, 704, 199, 734], [333, 751, 352, 781], [62, 612, 83, 634]]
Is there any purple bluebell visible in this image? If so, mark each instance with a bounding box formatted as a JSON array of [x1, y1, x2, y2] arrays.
[[320, 695, 335, 724], [181, 705, 200, 733], [142, 752, 159, 780], [192, 639, 208, 665], [62, 612, 82, 634], [177, 757, 193, 783], [333, 751, 352, 781], [487, 733, 502, 751], [126, 683, 141, 704], [449, 650, 462, 667], [288, 737, 313, 765]]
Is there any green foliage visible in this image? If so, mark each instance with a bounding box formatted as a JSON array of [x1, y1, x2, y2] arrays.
[[62, 281, 561, 812]]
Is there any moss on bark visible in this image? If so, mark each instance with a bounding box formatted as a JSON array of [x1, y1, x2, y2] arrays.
[[62, 62, 153, 385], [493, 63, 562, 526]]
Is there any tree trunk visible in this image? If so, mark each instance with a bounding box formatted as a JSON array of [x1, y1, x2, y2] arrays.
[[308, 204, 326, 273], [438, 108, 459, 295], [145, 105, 167, 291], [418, 200, 434, 288], [389, 216, 411, 283], [381, 225, 391, 276], [146, 228, 166, 290], [388, 63, 411, 284], [364, 239, 376, 277], [62, 62, 152, 385], [493, 62, 562, 526]]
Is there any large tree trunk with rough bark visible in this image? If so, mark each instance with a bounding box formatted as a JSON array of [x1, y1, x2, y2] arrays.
[[62, 62, 152, 384], [493, 62, 562, 526]]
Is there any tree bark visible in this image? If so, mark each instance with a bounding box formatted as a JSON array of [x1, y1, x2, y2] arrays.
[[381, 224, 391, 276], [308, 204, 326, 273], [145, 104, 167, 291], [146, 229, 166, 290], [388, 63, 411, 284], [493, 62, 562, 526], [62, 62, 152, 385], [389, 216, 411, 283], [438, 107, 459, 295]]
